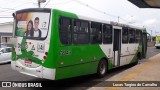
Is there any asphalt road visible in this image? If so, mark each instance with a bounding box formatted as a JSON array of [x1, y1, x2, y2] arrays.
[[0, 47, 159, 90]]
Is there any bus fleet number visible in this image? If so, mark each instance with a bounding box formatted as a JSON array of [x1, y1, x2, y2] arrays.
[[60, 50, 71, 56]]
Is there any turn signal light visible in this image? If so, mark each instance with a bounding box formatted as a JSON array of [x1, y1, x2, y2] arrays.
[[43, 56, 46, 60], [14, 48, 16, 53]]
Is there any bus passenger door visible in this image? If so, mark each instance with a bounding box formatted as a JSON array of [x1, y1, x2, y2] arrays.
[[113, 28, 121, 67], [142, 33, 147, 58]]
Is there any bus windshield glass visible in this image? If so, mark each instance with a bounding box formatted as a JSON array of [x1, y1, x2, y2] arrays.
[[15, 11, 50, 39]]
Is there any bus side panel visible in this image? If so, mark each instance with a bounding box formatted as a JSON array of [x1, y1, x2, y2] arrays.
[[120, 44, 130, 66], [121, 44, 141, 66], [56, 60, 99, 80], [55, 45, 105, 80], [129, 43, 142, 64]]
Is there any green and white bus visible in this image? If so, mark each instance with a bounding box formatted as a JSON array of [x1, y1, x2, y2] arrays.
[[155, 36, 160, 49], [11, 8, 147, 80]]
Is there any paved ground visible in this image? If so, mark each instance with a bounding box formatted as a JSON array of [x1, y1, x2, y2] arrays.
[[0, 47, 159, 90]]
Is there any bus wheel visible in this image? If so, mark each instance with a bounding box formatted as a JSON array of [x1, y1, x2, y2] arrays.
[[97, 60, 107, 78]]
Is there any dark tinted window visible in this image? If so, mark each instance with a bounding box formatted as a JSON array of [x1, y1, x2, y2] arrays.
[[59, 17, 72, 45], [122, 27, 128, 43], [90, 22, 102, 44], [73, 20, 89, 44], [103, 24, 112, 44], [129, 28, 135, 43], [6, 48, 11, 53]]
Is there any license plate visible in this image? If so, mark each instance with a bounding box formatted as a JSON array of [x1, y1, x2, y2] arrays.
[[24, 59, 32, 64]]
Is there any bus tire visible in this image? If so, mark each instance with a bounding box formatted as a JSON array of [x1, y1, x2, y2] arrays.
[[97, 59, 107, 78]]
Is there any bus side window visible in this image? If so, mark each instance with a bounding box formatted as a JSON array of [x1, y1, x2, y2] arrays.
[[59, 17, 72, 45], [74, 21, 81, 32], [90, 22, 102, 44], [73, 20, 89, 45], [103, 24, 112, 44], [129, 28, 135, 43], [122, 27, 128, 43]]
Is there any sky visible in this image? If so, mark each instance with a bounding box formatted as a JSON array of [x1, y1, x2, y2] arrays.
[[0, 0, 160, 36]]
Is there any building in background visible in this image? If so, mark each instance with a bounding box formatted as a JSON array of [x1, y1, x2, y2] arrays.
[[0, 22, 13, 48]]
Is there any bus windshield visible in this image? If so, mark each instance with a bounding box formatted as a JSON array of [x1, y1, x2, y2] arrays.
[[15, 11, 50, 39]]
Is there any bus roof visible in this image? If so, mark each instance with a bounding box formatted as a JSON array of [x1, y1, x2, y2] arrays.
[[15, 8, 51, 14], [57, 9, 145, 30], [15, 8, 145, 30]]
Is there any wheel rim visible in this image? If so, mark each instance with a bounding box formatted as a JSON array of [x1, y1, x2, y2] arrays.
[[100, 61, 106, 75]]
